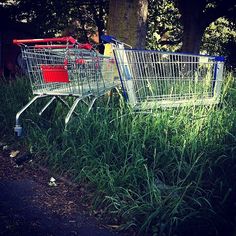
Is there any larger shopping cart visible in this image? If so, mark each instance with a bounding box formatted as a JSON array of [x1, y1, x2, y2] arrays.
[[113, 48, 224, 111], [13, 36, 118, 136]]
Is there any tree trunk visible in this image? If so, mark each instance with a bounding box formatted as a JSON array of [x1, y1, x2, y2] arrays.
[[181, 20, 205, 54], [107, 0, 148, 48], [178, 0, 206, 54]]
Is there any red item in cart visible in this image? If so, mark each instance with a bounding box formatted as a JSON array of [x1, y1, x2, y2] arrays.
[[41, 65, 69, 83]]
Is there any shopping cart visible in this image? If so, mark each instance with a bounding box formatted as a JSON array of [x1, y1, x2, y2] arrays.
[[13, 36, 118, 136], [112, 47, 224, 111]]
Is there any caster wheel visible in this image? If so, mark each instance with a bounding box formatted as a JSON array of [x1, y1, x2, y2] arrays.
[[14, 125, 23, 137]]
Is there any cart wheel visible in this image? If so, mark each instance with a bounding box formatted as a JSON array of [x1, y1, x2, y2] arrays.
[[14, 125, 23, 137]]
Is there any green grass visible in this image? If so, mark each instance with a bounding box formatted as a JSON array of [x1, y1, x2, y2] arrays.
[[0, 73, 235, 235], [0, 76, 32, 137]]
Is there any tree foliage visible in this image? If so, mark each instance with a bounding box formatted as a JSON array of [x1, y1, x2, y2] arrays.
[[147, 0, 236, 67], [147, 0, 182, 51], [174, 0, 236, 53], [202, 18, 236, 68], [0, 0, 236, 66], [0, 0, 109, 43]]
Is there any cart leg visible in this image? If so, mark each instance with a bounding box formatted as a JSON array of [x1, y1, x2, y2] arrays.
[[81, 100, 89, 106], [56, 96, 70, 109], [65, 97, 83, 126], [39, 96, 56, 116], [87, 97, 97, 113], [56, 96, 80, 117], [15, 95, 46, 137]]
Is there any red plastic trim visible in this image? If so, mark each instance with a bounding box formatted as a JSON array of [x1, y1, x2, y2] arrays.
[[77, 43, 93, 50]]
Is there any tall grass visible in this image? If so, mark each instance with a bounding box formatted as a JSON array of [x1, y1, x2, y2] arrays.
[[0, 74, 235, 235], [0, 77, 31, 137]]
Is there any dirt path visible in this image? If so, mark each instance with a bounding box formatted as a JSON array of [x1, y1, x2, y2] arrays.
[[0, 148, 123, 236]]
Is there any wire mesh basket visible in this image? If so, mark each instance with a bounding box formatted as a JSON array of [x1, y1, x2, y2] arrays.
[[21, 45, 118, 96], [113, 49, 224, 110]]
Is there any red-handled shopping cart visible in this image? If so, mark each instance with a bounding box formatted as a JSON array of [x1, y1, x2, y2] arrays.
[[13, 36, 118, 136]]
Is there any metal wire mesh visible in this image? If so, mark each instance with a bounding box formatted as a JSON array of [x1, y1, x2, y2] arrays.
[[22, 47, 119, 96], [113, 49, 224, 109]]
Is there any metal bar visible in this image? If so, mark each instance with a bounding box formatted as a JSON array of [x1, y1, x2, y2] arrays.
[[34, 43, 92, 50], [35, 45, 74, 49], [113, 45, 129, 101], [38, 96, 56, 116], [119, 48, 217, 59], [15, 95, 47, 136], [81, 100, 89, 106], [87, 97, 97, 113], [65, 97, 83, 125], [213, 61, 224, 98], [56, 96, 80, 117], [15, 95, 47, 126]]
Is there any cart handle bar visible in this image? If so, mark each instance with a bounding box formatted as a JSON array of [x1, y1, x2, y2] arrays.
[[13, 36, 77, 45], [101, 34, 132, 48]]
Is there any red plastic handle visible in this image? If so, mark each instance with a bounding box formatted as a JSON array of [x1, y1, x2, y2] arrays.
[[13, 36, 77, 45], [77, 43, 93, 50]]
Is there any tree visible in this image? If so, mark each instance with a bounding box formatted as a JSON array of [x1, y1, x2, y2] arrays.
[[1, 0, 109, 43], [147, 0, 182, 51], [107, 0, 148, 48], [202, 17, 236, 68], [2, 0, 236, 59], [174, 0, 236, 53]]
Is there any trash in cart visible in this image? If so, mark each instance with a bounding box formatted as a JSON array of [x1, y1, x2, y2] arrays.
[[13, 36, 119, 136]]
